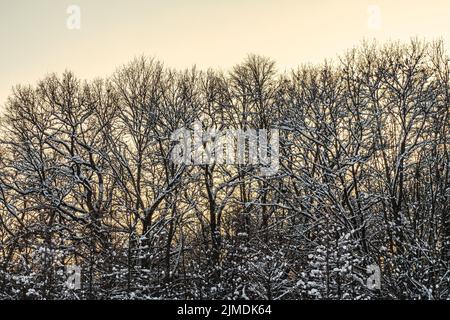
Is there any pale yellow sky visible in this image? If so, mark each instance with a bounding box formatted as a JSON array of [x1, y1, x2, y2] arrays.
[[1, 0, 450, 106]]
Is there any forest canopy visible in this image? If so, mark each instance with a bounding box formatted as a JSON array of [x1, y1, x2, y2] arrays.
[[0, 39, 449, 300]]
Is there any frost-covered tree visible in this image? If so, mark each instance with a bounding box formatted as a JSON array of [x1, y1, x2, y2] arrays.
[[0, 39, 449, 300]]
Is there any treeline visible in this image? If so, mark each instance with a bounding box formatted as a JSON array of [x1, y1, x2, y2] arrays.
[[0, 39, 449, 300]]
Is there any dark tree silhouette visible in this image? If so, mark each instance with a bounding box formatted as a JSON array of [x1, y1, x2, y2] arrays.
[[0, 40, 449, 300]]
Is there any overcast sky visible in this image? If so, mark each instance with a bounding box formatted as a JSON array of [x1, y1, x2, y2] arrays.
[[1, 0, 450, 106]]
